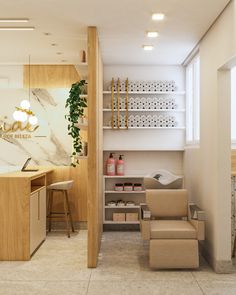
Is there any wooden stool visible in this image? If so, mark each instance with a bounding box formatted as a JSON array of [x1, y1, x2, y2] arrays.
[[47, 180, 75, 238]]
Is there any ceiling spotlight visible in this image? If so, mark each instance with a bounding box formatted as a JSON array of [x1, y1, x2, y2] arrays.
[[44, 32, 51, 36], [56, 52, 63, 55], [147, 31, 159, 38], [0, 27, 35, 31], [143, 45, 154, 51], [0, 18, 29, 23], [61, 60, 67, 63], [152, 13, 165, 21], [51, 43, 57, 46]]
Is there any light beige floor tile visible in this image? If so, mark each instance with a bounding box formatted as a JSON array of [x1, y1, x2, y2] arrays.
[[0, 281, 47, 295], [42, 281, 89, 295], [198, 280, 236, 295], [87, 280, 203, 295]]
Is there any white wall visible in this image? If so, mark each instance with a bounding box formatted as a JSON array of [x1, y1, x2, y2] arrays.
[[0, 66, 23, 88], [103, 65, 186, 151], [103, 65, 185, 184], [184, 1, 236, 272]]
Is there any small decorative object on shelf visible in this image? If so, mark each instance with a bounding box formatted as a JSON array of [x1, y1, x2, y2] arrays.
[[113, 213, 125, 222], [124, 183, 133, 191], [126, 213, 138, 221], [115, 183, 124, 191], [108, 80, 178, 92], [133, 183, 142, 191]]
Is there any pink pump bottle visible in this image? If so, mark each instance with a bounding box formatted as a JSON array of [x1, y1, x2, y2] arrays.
[[117, 155, 125, 176], [106, 153, 116, 176]]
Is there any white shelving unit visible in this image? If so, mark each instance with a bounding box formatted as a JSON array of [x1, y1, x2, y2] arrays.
[[103, 175, 144, 225], [103, 108, 185, 112], [103, 91, 185, 95]]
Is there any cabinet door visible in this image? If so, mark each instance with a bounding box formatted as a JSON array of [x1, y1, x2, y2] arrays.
[[30, 188, 46, 255]]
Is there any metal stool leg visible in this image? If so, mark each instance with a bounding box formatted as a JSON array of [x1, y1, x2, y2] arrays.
[[63, 191, 70, 238], [48, 190, 54, 232], [65, 190, 75, 232], [233, 235, 236, 258]]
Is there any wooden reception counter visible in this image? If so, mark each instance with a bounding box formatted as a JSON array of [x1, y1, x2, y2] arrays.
[[0, 169, 53, 261]]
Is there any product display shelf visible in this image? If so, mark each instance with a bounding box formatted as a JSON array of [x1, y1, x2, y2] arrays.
[[103, 127, 186, 130], [103, 108, 185, 112], [104, 221, 140, 225], [105, 205, 140, 209], [105, 190, 145, 194], [103, 175, 144, 226], [103, 91, 185, 95]]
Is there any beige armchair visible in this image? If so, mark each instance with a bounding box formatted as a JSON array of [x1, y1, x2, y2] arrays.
[[140, 189, 205, 269]]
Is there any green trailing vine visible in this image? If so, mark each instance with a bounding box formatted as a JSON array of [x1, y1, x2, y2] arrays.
[[65, 80, 87, 167]]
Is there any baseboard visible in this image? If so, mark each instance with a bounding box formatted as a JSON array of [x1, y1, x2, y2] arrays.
[[200, 242, 234, 273]]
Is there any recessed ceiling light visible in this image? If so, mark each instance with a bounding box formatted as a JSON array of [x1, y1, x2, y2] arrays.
[[44, 32, 51, 36], [0, 27, 35, 31], [147, 31, 159, 38], [51, 43, 57, 46], [61, 60, 67, 62], [0, 18, 29, 23], [152, 13, 165, 21], [143, 45, 154, 51], [56, 52, 63, 55]]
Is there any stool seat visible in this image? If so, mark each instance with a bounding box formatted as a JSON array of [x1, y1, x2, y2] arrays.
[[47, 180, 74, 237], [47, 180, 74, 191]]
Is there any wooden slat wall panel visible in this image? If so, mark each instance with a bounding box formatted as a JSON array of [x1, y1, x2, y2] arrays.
[[23, 65, 80, 88], [232, 150, 236, 171], [87, 27, 103, 268], [23, 65, 87, 222]]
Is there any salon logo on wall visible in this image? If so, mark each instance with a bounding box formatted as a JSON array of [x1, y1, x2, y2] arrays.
[[0, 100, 40, 140]]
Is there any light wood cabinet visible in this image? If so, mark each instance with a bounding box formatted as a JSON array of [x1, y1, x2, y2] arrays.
[[0, 169, 53, 260], [30, 187, 46, 255]]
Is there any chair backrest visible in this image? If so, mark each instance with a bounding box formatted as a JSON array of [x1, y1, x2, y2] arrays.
[[146, 189, 188, 218]]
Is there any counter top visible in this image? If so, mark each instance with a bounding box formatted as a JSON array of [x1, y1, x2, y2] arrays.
[[232, 171, 236, 176], [0, 168, 54, 179]]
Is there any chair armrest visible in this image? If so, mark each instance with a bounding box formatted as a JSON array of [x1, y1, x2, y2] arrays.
[[140, 203, 151, 220], [139, 203, 151, 240], [189, 203, 205, 241], [189, 203, 206, 221]]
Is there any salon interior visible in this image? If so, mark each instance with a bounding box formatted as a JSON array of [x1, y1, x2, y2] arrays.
[[1, 0, 236, 294]]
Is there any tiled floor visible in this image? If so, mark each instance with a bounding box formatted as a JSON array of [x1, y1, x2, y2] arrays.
[[0, 230, 236, 294]]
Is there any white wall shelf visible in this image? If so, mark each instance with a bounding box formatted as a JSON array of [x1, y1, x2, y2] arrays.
[[104, 221, 140, 225], [103, 91, 185, 95], [105, 190, 145, 194], [103, 127, 185, 130], [103, 108, 185, 112], [105, 205, 140, 209], [104, 175, 144, 178]]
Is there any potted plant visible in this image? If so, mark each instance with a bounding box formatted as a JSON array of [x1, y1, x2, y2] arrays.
[[65, 80, 87, 167]]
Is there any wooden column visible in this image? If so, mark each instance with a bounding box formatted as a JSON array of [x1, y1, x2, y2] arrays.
[[87, 27, 103, 267]]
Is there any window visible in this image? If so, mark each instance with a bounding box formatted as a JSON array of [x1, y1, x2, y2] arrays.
[[186, 55, 200, 145]]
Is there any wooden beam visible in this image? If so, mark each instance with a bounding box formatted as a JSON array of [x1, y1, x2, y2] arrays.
[[87, 26, 103, 268]]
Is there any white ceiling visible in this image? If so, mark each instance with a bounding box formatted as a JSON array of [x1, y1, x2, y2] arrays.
[[0, 0, 230, 65]]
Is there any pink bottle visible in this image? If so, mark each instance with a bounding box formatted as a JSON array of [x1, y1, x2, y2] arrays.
[[117, 155, 125, 176], [106, 153, 115, 176]]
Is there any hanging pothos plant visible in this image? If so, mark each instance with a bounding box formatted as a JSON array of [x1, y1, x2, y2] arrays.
[[65, 80, 87, 167]]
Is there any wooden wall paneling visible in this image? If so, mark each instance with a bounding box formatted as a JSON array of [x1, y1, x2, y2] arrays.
[[23, 65, 80, 88], [87, 26, 103, 268], [23, 65, 88, 222], [232, 150, 236, 171], [0, 177, 30, 260]]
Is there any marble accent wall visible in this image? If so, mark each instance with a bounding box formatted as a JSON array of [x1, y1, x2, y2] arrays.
[[0, 88, 72, 166]]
